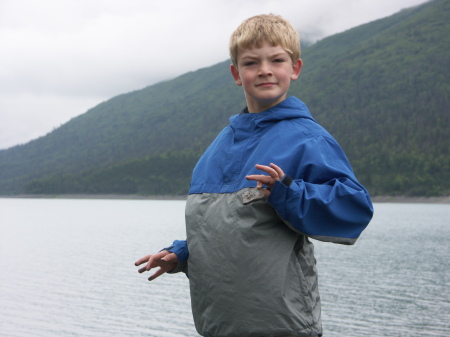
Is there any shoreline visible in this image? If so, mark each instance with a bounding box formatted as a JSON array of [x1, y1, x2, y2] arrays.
[[0, 194, 188, 200], [370, 195, 450, 204], [1, 194, 449, 204]]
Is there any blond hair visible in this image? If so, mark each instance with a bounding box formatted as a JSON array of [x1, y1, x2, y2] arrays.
[[229, 14, 300, 67]]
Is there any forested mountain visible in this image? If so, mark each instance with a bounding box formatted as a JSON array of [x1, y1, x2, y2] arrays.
[[0, 0, 448, 196]]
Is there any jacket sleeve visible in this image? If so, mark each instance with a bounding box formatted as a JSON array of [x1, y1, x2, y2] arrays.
[[162, 239, 189, 275], [267, 135, 373, 245]]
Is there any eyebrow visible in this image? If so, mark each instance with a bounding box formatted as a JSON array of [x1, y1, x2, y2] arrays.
[[240, 52, 288, 60]]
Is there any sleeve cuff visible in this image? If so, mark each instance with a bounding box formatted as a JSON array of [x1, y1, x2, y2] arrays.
[[281, 174, 294, 187], [167, 260, 189, 276], [161, 239, 189, 262]]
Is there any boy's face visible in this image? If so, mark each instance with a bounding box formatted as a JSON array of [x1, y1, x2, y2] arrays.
[[230, 42, 302, 113]]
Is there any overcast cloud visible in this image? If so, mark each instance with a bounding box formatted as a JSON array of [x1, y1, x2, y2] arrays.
[[0, 0, 427, 150]]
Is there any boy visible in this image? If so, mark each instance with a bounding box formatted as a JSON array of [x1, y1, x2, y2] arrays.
[[136, 14, 373, 337]]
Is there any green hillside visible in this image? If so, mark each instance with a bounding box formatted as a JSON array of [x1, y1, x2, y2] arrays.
[[0, 61, 243, 194], [0, 0, 449, 196], [294, 0, 450, 196]]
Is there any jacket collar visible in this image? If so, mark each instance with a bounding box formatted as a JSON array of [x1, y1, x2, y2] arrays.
[[231, 96, 316, 129]]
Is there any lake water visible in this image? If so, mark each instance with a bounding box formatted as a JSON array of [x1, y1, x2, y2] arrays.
[[0, 198, 449, 337]]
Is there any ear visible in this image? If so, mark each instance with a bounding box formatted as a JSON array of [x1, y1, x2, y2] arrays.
[[230, 64, 242, 86], [290, 59, 303, 81]]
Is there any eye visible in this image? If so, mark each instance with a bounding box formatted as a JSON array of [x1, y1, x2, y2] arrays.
[[273, 58, 286, 63], [243, 61, 257, 66]]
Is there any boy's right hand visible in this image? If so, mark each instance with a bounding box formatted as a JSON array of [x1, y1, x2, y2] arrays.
[[135, 250, 179, 281]]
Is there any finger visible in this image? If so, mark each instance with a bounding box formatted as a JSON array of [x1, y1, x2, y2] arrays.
[[145, 250, 171, 271], [145, 256, 158, 271], [246, 175, 271, 188], [148, 268, 166, 281], [139, 254, 165, 273], [270, 163, 284, 179], [135, 255, 150, 266], [246, 174, 270, 182], [254, 163, 283, 180], [161, 252, 179, 264], [246, 175, 274, 191], [254, 164, 279, 179]]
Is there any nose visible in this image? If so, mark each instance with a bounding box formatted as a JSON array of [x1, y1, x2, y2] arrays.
[[258, 61, 272, 76]]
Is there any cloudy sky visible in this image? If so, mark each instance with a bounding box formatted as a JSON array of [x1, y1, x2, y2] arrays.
[[0, 0, 427, 150]]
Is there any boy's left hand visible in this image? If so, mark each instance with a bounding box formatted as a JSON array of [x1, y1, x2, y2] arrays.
[[246, 163, 285, 196]]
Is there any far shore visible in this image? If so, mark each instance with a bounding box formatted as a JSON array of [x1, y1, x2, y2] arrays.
[[1, 194, 449, 204]]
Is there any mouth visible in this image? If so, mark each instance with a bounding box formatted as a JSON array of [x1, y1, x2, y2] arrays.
[[256, 82, 276, 87]]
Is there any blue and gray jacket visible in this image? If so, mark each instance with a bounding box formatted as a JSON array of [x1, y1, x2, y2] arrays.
[[167, 96, 373, 337]]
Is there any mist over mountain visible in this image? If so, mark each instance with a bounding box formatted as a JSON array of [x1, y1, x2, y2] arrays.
[[0, 0, 448, 196]]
